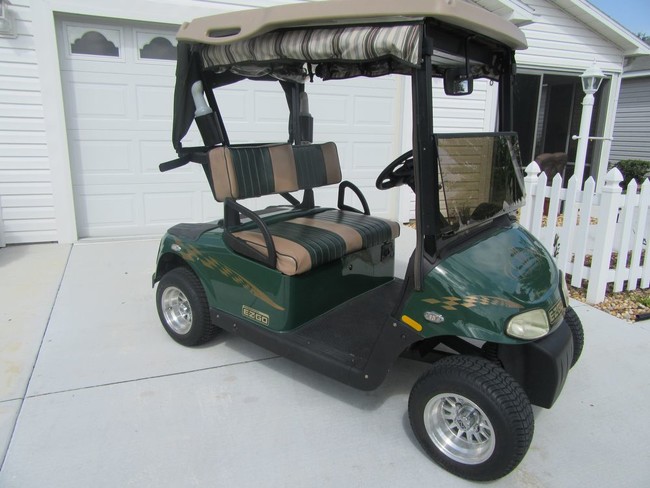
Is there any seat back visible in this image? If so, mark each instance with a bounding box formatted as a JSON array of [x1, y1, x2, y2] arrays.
[[207, 142, 341, 202]]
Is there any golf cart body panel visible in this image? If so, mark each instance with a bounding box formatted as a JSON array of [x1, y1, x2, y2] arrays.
[[152, 0, 582, 479], [402, 222, 563, 343], [155, 228, 397, 332]]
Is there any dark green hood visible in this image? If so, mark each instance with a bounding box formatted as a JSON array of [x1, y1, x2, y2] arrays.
[[402, 223, 562, 343]]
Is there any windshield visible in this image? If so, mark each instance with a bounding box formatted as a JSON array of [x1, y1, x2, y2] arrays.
[[435, 132, 525, 235]]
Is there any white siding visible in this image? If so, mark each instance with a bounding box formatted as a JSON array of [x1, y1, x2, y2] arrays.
[[516, 0, 624, 73], [610, 77, 650, 163], [0, 0, 57, 244], [433, 79, 497, 133]]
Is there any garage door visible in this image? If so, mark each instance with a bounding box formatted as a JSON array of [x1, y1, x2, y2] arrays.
[[58, 17, 401, 238]]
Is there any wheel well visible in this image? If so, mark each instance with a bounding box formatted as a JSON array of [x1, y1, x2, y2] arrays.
[[154, 253, 190, 283]]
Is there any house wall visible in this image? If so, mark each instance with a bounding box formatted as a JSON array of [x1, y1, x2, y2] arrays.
[[516, 0, 624, 74], [610, 76, 650, 163], [0, 0, 56, 244]]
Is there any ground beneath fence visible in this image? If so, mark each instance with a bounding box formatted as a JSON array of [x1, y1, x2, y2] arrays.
[[568, 284, 650, 322]]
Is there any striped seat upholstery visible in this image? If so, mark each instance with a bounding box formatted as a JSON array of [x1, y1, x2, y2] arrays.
[[208, 142, 341, 201], [232, 210, 400, 276], [208, 143, 298, 201], [212, 142, 400, 275]]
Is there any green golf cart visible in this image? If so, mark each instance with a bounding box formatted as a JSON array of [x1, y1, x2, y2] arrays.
[[153, 0, 584, 480]]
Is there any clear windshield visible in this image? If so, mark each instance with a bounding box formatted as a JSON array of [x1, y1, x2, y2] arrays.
[[435, 132, 525, 235]]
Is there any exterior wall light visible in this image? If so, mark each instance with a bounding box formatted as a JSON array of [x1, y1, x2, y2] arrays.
[[573, 62, 607, 187], [0, 0, 17, 39], [580, 62, 605, 94]]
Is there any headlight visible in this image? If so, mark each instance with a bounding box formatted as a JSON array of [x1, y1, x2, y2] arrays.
[[560, 271, 570, 306], [506, 309, 549, 340]]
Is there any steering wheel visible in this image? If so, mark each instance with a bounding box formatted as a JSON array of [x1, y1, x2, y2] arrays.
[[375, 150, 415, 190]]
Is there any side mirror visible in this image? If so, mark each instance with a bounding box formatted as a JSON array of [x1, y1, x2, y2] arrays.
[[443, 69, 473, 96]]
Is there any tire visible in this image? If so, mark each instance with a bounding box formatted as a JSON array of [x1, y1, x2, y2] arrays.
[[408, 356, 534, 481], [156, 267, 220, 346], [564, 306, 584, 367]]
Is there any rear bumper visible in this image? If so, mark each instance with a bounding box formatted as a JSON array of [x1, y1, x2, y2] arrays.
[[497, 320, 573, 408]]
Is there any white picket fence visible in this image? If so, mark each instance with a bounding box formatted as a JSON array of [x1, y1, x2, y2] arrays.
[[519, 162, 650, 304]]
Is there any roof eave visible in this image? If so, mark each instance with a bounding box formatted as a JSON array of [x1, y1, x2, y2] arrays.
[[551, 0, 650, 56]]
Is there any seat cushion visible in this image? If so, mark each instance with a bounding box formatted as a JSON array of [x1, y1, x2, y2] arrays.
[[207, 142, 342, 202], [209, 143, 298, 201], [231, 210, 400, 276]]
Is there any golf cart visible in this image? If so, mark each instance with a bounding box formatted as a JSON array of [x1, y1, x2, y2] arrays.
[[153, 0, 584, 481]]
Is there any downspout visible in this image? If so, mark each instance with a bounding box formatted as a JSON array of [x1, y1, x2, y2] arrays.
[[0, 199, 5, 248]]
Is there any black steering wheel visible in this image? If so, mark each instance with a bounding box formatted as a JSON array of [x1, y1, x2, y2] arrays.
[[375, 149, 415, 190]]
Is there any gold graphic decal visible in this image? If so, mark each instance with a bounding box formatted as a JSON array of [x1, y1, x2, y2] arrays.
[[175, 240, 285, 311], [422, 296, 523, 311]]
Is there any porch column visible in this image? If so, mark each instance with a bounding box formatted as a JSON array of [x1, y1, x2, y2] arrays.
[[573, 63, 606, 188], [595, 72, 622, 192]]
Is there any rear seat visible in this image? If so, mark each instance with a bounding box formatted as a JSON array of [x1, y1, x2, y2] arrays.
[[207, 142, 400, 276]]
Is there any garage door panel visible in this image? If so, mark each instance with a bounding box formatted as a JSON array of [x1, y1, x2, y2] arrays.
[[139, 140, 181, 174], [135, 84, 174, 121], [64, 80, 130, 122], [201, 192, 222, 222], [70, 139, 133, 180], [75, 193, 137, 229], [253, 90, 291, 123], [353, 96, 395, 126], [351, 141, 394, 169], [143, 192, 196, 225]]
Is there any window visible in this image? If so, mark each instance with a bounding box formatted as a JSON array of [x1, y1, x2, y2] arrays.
[[70, 30, 119, 57], [139, 36, 176, 61]]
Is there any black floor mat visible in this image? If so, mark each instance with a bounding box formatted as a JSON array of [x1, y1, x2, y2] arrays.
[[293, 279, 403, 365]]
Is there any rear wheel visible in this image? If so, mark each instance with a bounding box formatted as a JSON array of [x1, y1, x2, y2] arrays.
[[156, 267, 220, 346], [408, 356, 534, 481]]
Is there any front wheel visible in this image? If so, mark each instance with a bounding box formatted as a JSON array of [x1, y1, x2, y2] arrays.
[[156, 267, 220, 346], [564, 306, 584, 367], [408, 356, 534, 481]]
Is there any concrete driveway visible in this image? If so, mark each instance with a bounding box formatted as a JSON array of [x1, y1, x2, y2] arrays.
[[1, 232, 649, 487]]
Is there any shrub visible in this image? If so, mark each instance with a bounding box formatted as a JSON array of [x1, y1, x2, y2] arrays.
[[615, 159, 650, 188]]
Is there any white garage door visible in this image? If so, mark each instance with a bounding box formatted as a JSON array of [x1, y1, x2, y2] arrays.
[[58, 17, 401, 238], [58, 18, 211, 238]]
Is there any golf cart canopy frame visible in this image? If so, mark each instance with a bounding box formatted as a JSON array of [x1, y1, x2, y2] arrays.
[[169, 0, 528, 289]]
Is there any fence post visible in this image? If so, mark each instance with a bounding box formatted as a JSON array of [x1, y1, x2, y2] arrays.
[[521, 161, 540, 229], [586, 168, 623, 304]]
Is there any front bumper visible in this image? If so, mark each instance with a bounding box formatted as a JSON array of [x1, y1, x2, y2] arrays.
[[497, 319, 573, 408]]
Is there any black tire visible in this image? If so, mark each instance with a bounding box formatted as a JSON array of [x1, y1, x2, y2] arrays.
[[564, 306, 584, 367], [408, 356, 534, 481], [156, 267, 220, 346]]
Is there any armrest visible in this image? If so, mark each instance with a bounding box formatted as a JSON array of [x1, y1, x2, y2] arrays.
[[337, 181, 370, 215], [159, 151, 209, 172], [223, 199, 277, 269]]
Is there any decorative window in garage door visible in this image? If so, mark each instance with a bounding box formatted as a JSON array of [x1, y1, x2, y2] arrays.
[[136, 31, 177, 61], [64, 24, 123, 59]]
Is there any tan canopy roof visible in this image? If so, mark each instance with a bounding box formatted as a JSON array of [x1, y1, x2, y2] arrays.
[[177, 0, 527, 51]]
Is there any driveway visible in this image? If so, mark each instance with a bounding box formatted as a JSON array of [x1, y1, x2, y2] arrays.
[[1, 233, 649, 487]]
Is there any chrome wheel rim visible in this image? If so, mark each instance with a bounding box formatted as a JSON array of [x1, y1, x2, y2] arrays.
[[161, 286, 193, 335], [424, 393, 495, 465]]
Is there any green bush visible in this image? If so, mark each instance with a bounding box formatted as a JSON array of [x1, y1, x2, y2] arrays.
[[615, 159, 650, 188]]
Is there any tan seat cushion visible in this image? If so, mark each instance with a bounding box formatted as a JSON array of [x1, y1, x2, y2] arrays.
[[231, 209, 400, 275]]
